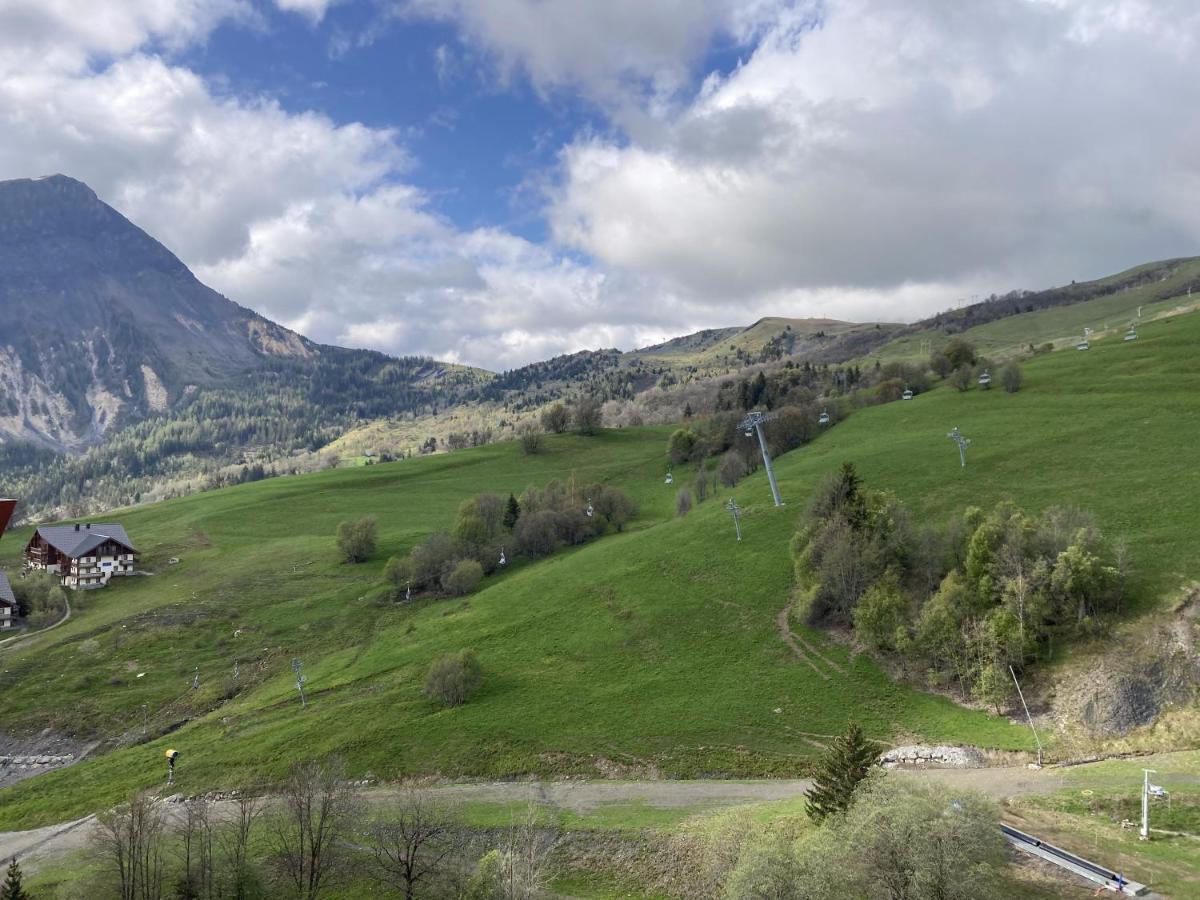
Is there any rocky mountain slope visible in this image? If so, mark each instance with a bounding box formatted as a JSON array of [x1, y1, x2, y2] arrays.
[[0, 175, 318, 451]]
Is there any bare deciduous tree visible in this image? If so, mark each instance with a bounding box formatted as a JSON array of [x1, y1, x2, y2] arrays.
[[572, 397, 603, 435], [175, 798, 215, 899], [369, 785, 463, 900], [218, 790, 264, 900], [469, 806, 556, 900], [91, 791, 167, 900], [272, 758, 360, 899]]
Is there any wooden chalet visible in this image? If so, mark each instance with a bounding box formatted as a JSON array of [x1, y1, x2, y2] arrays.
[[0, 572, 14, 630], [25, 522, 137, 590], [0, 499, 13, 627], [0, 499, 14, 537]]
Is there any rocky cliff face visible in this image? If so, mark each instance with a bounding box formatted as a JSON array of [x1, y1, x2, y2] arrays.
[[0, 175, 312, 451]]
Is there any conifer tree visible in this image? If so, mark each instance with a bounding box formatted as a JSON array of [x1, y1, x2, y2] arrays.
[[1, 857, 28, 900], [503, 494, 521, 531], [805, 722, 879, 823]]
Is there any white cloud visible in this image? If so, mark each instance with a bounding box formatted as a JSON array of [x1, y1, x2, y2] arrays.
[[4, 1, 1200, 373], [0, 0, 252, 72], [274, 0, 342, 25], [400, 0, 786, 108], [549, 0, 1200, 316]]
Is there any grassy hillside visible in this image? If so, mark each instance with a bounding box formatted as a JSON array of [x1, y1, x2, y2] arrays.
[[4, 307, 1200, 829], [0, 448, 1022, 829], [872, 257, 1200, 364], [625, 316, 892, 372]]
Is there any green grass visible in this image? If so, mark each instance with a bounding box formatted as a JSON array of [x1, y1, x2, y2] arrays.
[[7, 309, 1200, 830], [1009, 752, 1200, 897], [625, 316, 883, 372], [871, 257, 1200, 364]]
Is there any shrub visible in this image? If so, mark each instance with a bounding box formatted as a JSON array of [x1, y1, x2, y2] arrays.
[[540, 403, 570, 434], [853, 575, 908, 652], [443, 559, 483, 596], [692, 472, 709, 504], [12, 571, 66, 626], [513, 510, 560, 557], [519, 426, 542, 455], [930, 351, 954, 379], [336, 516, 377, 563], [573, 396, 603, 434], [676, 490, 692, 517], [383, 554, 411, 598], [667, 429, 697, 465], [424, 651, 483, 707], [587, 485, 638, 532], [717, 449, 748, 487], [1002, 361, 1022, 393], [875, 378, 904, 403], [408, 533, 460, 590], [765, 405, 818, 455], [949, 365, 972, 392], [796, 777, 1010, 900], [943, 337, 977, 369], [454, 493, 504, 565]]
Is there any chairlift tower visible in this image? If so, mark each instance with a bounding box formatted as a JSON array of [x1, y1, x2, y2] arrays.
[[726, 498, 743, 541], [947, 426, 971, 468], [292, 658, 308, 708], [737, 411, 783, 507]]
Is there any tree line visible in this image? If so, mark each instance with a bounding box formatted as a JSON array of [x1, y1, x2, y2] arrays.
[[375, 477, 637, 602], [77, 758, 556, 899], [792, 463, 1127, 710]]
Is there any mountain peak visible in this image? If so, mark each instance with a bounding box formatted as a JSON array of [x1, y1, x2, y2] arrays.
[[0, 174, 310, 451]]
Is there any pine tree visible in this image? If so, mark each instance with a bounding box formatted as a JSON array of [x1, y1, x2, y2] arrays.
[[805, 722, 879, 823], [1, 857, 28, 900], [503, 494, 521, 531]]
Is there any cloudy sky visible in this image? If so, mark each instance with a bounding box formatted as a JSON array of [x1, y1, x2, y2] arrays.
[[1, 0, 1198, 370]]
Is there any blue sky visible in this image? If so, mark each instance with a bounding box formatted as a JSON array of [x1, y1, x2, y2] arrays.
[[1, 0, 1198, 369], [180, 5, 606, 245]]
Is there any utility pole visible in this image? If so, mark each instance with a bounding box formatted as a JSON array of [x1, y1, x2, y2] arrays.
[[738, 411, 783, 507], [1009, 666, 1043, 767], [1141, 769, 1154, 840], [726, 499, 743, 541]]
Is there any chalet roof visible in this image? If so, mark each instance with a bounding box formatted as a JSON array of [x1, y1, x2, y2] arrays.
[[0, 499, 15, 539], [33, 523, 137, 558], [0, 571, 14, 607]]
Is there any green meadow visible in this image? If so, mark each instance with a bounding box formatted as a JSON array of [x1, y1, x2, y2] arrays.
[[871, 256, 1200, 363], [4, 308, 1200, 829]]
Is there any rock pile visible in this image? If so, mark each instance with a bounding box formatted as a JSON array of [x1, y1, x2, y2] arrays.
[[878, 745, 984, 768], [0, 753, 74, 770]]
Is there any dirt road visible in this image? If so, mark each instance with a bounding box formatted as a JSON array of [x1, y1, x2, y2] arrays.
[[0, 764, 1075, 873]]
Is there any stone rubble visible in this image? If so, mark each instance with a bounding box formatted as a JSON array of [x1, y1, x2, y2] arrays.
[[878, 745, 985, 769], [0, 753, 75, 770]]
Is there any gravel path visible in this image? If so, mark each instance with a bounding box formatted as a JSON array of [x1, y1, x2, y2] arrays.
[[0, 765, 1071, 873]]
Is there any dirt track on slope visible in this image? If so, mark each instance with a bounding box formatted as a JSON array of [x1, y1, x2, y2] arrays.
[[0, 766, 1076, 873]]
